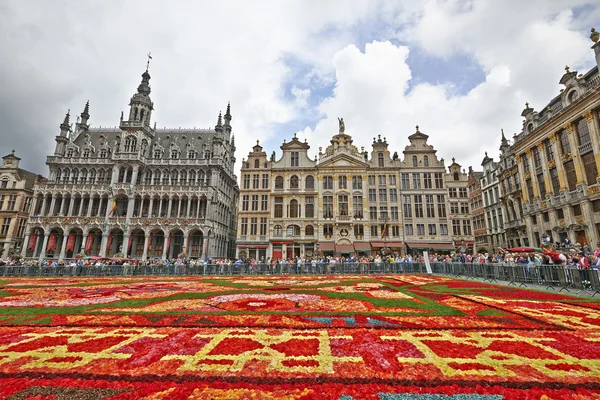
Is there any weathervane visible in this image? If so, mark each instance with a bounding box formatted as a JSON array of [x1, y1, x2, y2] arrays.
[[146, 52, 152, 71]]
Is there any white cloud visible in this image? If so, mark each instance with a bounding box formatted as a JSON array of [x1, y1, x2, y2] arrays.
[[291, 86, 311, 108]]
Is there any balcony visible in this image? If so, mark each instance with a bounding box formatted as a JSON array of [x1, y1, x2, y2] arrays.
[[337, 214, 352, 222], [579, 141, 593, 155]]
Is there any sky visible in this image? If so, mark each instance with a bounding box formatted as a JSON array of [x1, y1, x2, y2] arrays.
[[1, 0, 599, 177]]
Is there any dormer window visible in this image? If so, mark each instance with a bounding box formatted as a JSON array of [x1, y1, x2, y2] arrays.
[[453, 172, 459, 181], [423, 155, 429, 167], [378, 152, 384, 167], [567, 90, 579, 103], [154, 149, 161, 159], [99, 149, 107, 158], [412, 155, 418, 167], [527, 123, 534, 133], [171, 150, 178, 159], [291, 152, 299, 167], [82, 149, 90, 158], [254, 159, 259, 168], [66, 149, 74, 158], [188, 150, 196, 159]]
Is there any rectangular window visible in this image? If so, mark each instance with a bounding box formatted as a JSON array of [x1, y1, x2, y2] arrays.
[[368, 188, 376, 202], [7, 195, 16, 211], [452, 220, 461, 236], [369, 206, 377, 220], [252, 174, 259, 189], [543, 212, 550, 222], [352, 176, 362, 190], [526, 179, 534, 199], [533, 146, 542, 169], [262, 174, 269, 188], [423, 173, 432, 189], [251, 195, 259, 211], [291, 151, 299, 167], [261, 195, 268, 211], [402, 195, 412, 218], [379, 206, 388, 220], [378, 175, 386, 186], [305, 197, 315, 218], [323, 176, 333, 190], [414, 195, 423, 218], [401, 173, 410, 189], [240, 218, 248, 235], [460, 202, 469, 214], [522, 153, 530, 173], [416, 224, 425, 236], [405, 224, 414, 236], [274, 197, 283, 218], [450, 203, 459, 214], [338, 195, 349, 216], [563, 160, 577, 191], [593, 201, 600, 213], [368, 175, 375, 185], [462, 220, 472, 235], [370, 225, 378, 237], [412, 173, 421, 189], [390, 206, 399, 220], [353, 196, 363, 218], [389, 188, 397, 202], [582, 152, 598, 186], [392, 225, 400, 237], [459, 188, 468, 198], [576, 119, 591, 146], [16, 218, 26, 238], [323, 196, 333, 219], [426, 195, 435, 218], [324, 224, 334, 237], [449, 188, 457, 198], [389, 175, 396, 185], [440, 224, 448, 235], [260, 217, 267, 235], [243, 174, 250, 189], [338, 175, 347, 189], [242, 195, 249, 211], [434, 173, 444, 189], [428, 224, 437, 235], [22, 197, 31, 213], [550, 168, 559, 195], [573, 204, 582, 216], [250, 217, 258, 235], [354, 224, 364, 238], [378, 188, 387, 202], [559, 129, 571, 155], [437, 195, 447, 218], [537, 174, 546, 198]]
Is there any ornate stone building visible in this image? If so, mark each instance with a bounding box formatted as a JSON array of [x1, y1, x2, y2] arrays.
[[445, 159, 474, 253], [512, 29, 600, 247], [0, 151, 41, 258], [468, 167, 487, 252], [24, 67, 239, 260], [480, 152, 505, 252], [237, 123, 472, 259]]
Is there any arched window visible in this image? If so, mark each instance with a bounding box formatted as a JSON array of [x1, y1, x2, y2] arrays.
[[162, 170, 169, 185], [286, 225, 300, 237], [124, 136, 137, 152], [305, 225, 314, 236], [412, 155, 418, 167], [81, 169, 88, 183], [89, 169, 96, 184], [98, 169, 106, 183], [454, 172, 459, 181], [273, 225, 283, 237], [378, 152, 384, 167], [55, 169, 62, 183], [72, 169, 79, 183], [145, 170, 152, 184], [153, 170, 160, 185], [254, 159, 259, 168], [188, 170, 196, 185], [171, 170, 178, 185], [63, 169, 70, 183], [305, 175, 314, 189], [275, 176, 284, 189], [180, 170, 187, 184], [198, 171, 205, 186], [567, 90, 579, 103], [289, 199, 299, 218], [423, 155, 429, 167], [290, 175, 299, 189]]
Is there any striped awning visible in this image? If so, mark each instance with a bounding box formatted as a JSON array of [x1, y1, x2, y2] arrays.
[[335, 244, 355, 253], [319, 242, 335, 251]]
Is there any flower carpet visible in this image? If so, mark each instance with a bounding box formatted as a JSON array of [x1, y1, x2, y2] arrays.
[[0, 275, 598, 399]]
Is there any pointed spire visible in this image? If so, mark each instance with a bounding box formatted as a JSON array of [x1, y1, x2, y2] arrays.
[[80, 101, 90, 126], [215, 111, 223, 132], [61, 110, 70, 128], [137, 68, 151, 96], [225, 102, 231, 118]]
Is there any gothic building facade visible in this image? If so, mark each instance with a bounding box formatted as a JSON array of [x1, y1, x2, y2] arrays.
[[24, 68, 239, 260], [236, 123, 473, 260]]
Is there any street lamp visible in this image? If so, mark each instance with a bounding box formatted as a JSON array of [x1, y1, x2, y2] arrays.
[[381, 216, 390, 256]]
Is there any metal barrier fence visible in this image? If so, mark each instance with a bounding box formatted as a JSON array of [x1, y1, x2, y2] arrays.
[[0, 262, 598, 296]]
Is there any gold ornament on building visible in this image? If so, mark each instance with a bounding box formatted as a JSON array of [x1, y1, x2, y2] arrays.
[[583, 111, 593, 122], [588, 185, 600, 195]]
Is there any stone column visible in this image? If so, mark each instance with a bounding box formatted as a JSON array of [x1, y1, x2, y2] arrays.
[[86, 197, 92, 217], [167, 199, 173, 218], [49, 195, 57, 216], [126, 196, 135, 219], [38, 233, 50, 261], [202, 237, 209, 258], [80, 234, 87, 255], [67, 197, 75, 217], [182, 231, 189, 254], [123, 234, 130, 258], [21, 233, 30, 257], [177, 200, 182, 218], [162, 235, 169, 259], [99, 233, 109, 257], [158, 199, 163, 217], [40, 195, 48, 216], [58, 233, 68, 260], [186, 200, 191, 218], [142, 234, 149, 260]]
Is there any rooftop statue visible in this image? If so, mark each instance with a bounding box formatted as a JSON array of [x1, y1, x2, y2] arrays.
[[338, 117, 345, 134]]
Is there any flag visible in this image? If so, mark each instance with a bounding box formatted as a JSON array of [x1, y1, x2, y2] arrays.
[[47, 234, 57, 252], [65, 234, 75, 252], [106, 236, 113, 254], [28, 233, 37, 251], [147, 234, 153, 252], [381, 222, 387, 239], [108, 197, 117, 216], [85, 234, 94, 254], [128, 235, 133, 253]]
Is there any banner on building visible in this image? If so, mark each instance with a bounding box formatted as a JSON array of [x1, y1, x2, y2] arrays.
[[47, 234, 57, 252], [85, 234, 94, 254], [106, 236, 113, 254], [128, 235, 133, 252], [28, 233, 37, 251], [65, 234, 75, 252]]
